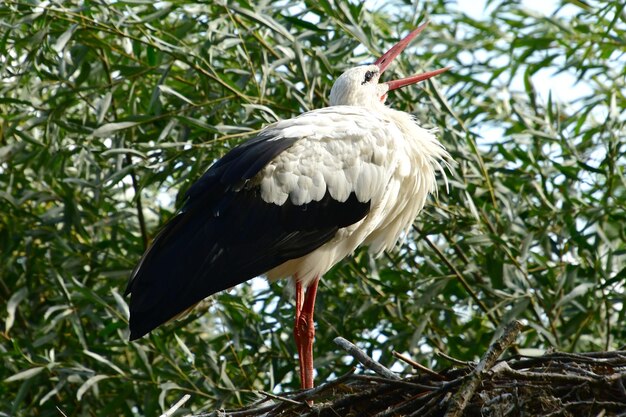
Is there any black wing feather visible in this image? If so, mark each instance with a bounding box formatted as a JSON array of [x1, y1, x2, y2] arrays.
[[126, 135, 370, 340]]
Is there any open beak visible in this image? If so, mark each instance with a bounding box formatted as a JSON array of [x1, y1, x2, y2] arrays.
[[374, 22, 450, 92]]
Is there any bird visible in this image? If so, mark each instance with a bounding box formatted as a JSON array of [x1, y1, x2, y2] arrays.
[[125, 22, 451, 390]]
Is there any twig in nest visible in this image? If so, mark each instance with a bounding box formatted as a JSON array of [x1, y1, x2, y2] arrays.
[[207, 403, 275, 417], [352, 374, 439, 390], [436, 349, 476, 366], [334, 336, 400, 380], [258, 391, 307, 406], [444, 320, 524, 417], [291, 366, 356, 401], [393, 350, 446, 380], [492, 362, 623, 385]]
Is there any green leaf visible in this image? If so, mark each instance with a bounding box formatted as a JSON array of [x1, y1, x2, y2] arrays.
[[92, 121, 140, 137], [77, 375, 109, 401], [5, 287, 28, 335], [83, 350, 126, 376], [53, 24, 77, 52], [5, 367, 44, 383]]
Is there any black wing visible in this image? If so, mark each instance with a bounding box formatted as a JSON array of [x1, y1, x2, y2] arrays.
[[126, 133, 370, 340]]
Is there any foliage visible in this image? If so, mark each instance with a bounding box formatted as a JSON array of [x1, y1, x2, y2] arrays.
[[0, 0, 624, 415]]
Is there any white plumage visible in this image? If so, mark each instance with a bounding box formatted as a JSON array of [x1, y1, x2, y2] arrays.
[[127, 22, 451, 391], [261, 104, 450, 286]]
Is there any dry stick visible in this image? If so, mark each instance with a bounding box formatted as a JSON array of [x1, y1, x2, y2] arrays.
[[258, 391, 306, 406], [392, 350, 446, 380], [370, 391, 432, 417], [372, 374, 469, 417], [493, 362, 626, 385], [334, 337, 400, 380], [309, 387, 390, 417], [617, 376, 626, 398], [199, 403, 276, 417], [270, 368, 357, 416], [435, 349, 476, 366], [545, 350, 626, 361], [351, 374, 439, 390], [291, 366, 357, 401], [544, 401, 626, 417], [444, 320, 524, 417], [408, 393, 448, 417]]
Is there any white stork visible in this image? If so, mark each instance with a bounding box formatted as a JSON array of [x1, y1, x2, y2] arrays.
[[126, 22, 451, 390]]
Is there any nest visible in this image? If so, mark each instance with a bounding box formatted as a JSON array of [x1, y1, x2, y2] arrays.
[[170, 322, 626, 417]]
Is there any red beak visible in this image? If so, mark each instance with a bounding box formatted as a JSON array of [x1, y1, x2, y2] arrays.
[[374, 22, 450, 91]]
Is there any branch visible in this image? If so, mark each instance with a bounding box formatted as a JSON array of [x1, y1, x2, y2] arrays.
[[334, 337, 400, 380], [415, 226, 501, 328], [392, 350, 445, 380], [444, 320, 524, 417]]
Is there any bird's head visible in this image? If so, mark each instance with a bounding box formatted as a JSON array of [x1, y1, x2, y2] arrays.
[[329, 22, 449, 108]]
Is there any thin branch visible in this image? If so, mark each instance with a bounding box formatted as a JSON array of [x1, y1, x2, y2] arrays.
[[415, 225, 500, 327], [258, 391, 306, 406], [392, 350, 446, 380], [98, 49, 149, 249], [435, 350, 476, 367], [351, 374, 438, 390], [126, 154, 148, 249], [444, 320, 524, 417], [494, 362, 624, 385], [334, 337, 400, 380]]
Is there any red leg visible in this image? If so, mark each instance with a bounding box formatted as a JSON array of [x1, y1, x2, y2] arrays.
[[294, 276, 319, 390], [294, 279, 306, 386]]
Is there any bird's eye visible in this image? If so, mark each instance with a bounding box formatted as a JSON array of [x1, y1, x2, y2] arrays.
[[362, 70, 376, 85]]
